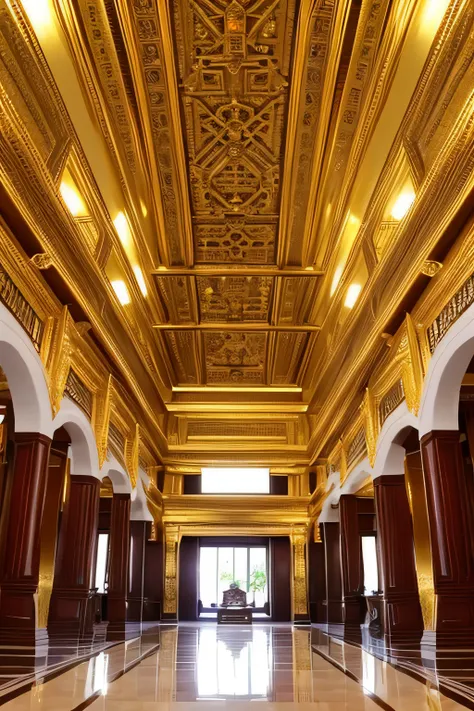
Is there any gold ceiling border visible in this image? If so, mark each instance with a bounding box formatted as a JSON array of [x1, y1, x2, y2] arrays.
[[305, 0, 474, 463]]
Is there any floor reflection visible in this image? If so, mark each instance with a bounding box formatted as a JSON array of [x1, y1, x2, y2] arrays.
[[195, 626, 272, 699]]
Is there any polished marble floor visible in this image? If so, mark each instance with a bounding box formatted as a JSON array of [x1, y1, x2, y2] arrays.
[[0, 623, 471, 710]]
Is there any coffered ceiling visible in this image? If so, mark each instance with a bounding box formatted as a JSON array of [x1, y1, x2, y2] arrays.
[[8, 0, 455, 466]]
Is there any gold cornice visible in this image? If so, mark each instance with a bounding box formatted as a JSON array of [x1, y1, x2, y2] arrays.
[[162, 494, 309, 526]]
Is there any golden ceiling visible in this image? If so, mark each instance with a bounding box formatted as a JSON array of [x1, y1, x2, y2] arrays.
[[0, 0, 472, 470]]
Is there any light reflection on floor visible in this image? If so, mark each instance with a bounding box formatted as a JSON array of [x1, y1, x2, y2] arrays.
[[1, 624, 470, 710], [195, 626, 271, 699]]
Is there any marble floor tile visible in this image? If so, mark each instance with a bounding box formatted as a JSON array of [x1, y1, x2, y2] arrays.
[[0, 623, 473, 710]]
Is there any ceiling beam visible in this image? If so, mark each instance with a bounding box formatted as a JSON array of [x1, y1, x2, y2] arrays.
[[152, 268, 324, 277], [152, 324, 321, 332]]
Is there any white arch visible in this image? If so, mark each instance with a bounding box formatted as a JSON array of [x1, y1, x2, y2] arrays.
[[319, 468, 341, 523], [0, 304, 53, 436], [131, 470, 153, 521], [53, 397, 100, 478], [373, 401, 418, 478], [100, 453, 132, 494], [419, 300, 474, 438], [340, 457, 374, 494]]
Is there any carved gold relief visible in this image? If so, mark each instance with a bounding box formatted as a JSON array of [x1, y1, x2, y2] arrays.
[[204, 331, 266, 385], [198, 276, 272, 322], [291, 526, 308, 617], [163, 525, 180, 615], [174, 0, 295, 263]]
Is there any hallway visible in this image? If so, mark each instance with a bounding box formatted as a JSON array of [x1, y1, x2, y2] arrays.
[[0, 624, 469, 710]]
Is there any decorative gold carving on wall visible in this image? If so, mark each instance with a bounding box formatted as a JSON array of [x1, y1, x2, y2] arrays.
[[65, 368, 93, 419], [379, 379, 404, 428], [125, 423, 140, 489], [361, 388, 377, 467], [163, 525, 180, 615], [400, 313, 424, 415], [427, 272, 474, 354], [291, 526, 308, 617], [46, 306, 74, 416], [346, 426, 367, 469], [0, 268, 44, 350], [186, 420, 287, 441], [30, 253, 53, 270], [421, 260, 443, 277]]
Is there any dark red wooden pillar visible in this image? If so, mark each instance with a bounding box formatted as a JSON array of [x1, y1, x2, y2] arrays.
[[0, 433, 51, 644], [308, 526, 326, 623], [339, 495, 365, 630], [374, 475, 423, 645], [107, 493, 131, 639], [127, 520, 146, 625], [143, 525, 162, 621], [322, 522, 343, 624], [421, 431, 474, 645], [48, 475, 100, 638]]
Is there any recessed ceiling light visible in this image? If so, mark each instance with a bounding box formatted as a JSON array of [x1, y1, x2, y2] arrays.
[[330, 265, 343, 296], [60, 181, 86, 217], [113, 211, 132, 250], [111, 280, 131, 306], [133, 266, 147, 297], [391, 191, 415, 221], [344, 283, 362, 309]]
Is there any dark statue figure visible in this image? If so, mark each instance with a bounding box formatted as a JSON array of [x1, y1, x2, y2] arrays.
[[222, 583, 247, 607]]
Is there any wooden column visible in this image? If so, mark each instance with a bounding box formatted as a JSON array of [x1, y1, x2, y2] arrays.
[[308, 526, 326, 623], [270, 537, 291, 621], [178, 536, 199, 621], [107, 493, 131, 638], [143, 524, 162, 621], [374, 475, 423, 645], [421, 430, 474, 644], [322, 522, 343, 623], [127, 521, 146, 624], [48, 475, 100, 638], [339, 495, 365, 629], [0, 432, 51, 644]]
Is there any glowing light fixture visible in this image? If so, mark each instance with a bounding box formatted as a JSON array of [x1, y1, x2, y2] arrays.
[[201, 467, 270, 494], [133, 266, 147, 296], [344, 283, 362, 309], [330, 265, 343, 297], [111, 280, 130, 306], [20, 0, 53, 34], [113, 211, 132, 250], [391, 191, 415, 221], [60, 181, 86, 217]]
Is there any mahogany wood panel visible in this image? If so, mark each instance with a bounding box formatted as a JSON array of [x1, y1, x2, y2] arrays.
[[421, 430, 474, 643], [183, 474, 201, 494], [339, 495, 365, 628], [0, 432, 51, 643], [48, 475, 100, 638], [270, 537, 291, 621], [270, 475, 288, 495], [143, 524, 162, 621], [308, 536, 326, 623], [178, 536, 199, 621], [107, 494, 131, 635], [128, 521, 146, 622], [322, 522, 343, 623], [98, 497, 112, 531], [374, 475, 423, 644]]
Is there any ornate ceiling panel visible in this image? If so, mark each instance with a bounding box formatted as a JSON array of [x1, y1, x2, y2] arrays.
[[172, 0, 296, 265]]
